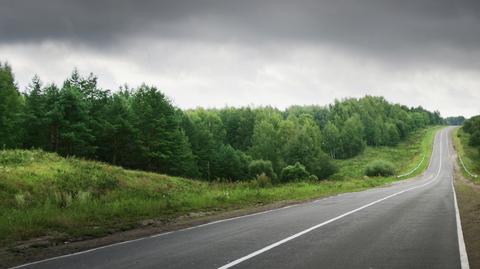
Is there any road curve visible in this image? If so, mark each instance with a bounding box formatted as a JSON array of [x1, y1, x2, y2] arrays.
[[12, 127, 466, 269]]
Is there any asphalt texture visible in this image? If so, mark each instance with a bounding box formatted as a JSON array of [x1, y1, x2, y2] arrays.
[[14, 127, 463, 269]]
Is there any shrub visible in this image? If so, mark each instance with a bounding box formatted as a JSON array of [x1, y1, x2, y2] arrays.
[[365, 160, 395, 177], [253, 173, 272, 188], [281, 162, 310, 182], [249, 160, 276, 180], [304, 152, 337, 180]]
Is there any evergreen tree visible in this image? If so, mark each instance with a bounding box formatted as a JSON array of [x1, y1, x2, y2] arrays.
[[22, 75, 49, 148], [98, 92, 137, 166], [131, 85, 198, 177], [57, 83, 95, 156], [0, 63, 23, 148]]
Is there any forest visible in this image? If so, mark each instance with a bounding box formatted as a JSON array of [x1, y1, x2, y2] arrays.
[[0, 62, 444, 182]]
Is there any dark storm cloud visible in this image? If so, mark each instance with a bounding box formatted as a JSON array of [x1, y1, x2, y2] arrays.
[[2, 0, 480, 57], [2, 0, 480, 117]]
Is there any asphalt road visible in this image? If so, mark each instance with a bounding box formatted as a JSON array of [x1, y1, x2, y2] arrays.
[[13, 127, 467, 269]]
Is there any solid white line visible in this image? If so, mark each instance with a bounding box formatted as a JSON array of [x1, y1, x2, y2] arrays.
[[452, 182, 470, 269], [458, 155, 478, 178], [397, 154, 425, 178], [218, 130, 444, 269]]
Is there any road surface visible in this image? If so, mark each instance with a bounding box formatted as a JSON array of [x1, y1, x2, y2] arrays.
[[13, 127, 468, 269]]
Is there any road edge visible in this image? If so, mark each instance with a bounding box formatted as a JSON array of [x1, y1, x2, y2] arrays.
[[452, 181, 471, 269]]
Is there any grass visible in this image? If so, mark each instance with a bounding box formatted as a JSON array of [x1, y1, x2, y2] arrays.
[[452, 127, 480, 184], [454, 180, 480, 269], [0, 126, 439, 246], [451, 127, 480, 267], [331, 126, 440, 180]]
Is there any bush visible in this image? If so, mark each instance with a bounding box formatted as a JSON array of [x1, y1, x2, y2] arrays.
[[249, 160, 276, 180], [251, 173, 272, 188], [365, 160, 395, 177], [281, 162, 310, 182], [304, 152, 337, 180]]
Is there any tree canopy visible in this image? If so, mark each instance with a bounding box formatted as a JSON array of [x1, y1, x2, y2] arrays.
[[0, 64, 445, 181]]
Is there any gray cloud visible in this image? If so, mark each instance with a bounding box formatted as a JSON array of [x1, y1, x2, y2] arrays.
[[3, 1, 480, 50], [1, 0, 480, 116]]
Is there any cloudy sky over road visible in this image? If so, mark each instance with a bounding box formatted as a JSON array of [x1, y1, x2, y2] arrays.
[[1, 0, 479, 116]]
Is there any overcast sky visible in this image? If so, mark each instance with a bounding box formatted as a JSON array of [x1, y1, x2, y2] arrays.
[[1, 0, 479, 117]]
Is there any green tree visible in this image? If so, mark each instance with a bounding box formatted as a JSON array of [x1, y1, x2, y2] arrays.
[[22, 75, 48, 148], [249, 118, 282, 173], [97, 92, 137, 166], [57, 83, 95, 156], [131, 85, 198, 177], [0, 63, 23, 148], [339, 115, 365, 158], [282, 115, 336, 179], [249, 159, 276, 180], [385, 122, 400, 146], [322, 121, 341, 158], [43, 84, 63, 152], [212, 144, 251, 181], [183, 109, 225, 180], [220, 107, 256, 151]]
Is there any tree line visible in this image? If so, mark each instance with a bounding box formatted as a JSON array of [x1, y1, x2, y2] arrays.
[[0, 63, 444, 182]]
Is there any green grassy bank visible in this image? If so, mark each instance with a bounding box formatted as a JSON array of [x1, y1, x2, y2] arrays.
[[0, 126, 439, 246], [452, 127, 480, 184]]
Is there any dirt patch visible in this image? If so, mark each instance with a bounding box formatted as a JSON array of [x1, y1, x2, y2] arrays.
[[453, 158, 480, 269]]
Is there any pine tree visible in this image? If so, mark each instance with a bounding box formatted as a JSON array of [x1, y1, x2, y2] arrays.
[[0, 63, 23, 148], [23, 75, 48, 148], [131, 85, 198, 177]]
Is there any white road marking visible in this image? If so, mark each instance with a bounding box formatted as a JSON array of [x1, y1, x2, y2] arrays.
[[218, 130, 444, 269], [452, 182, 470, 269], [397, 154, 425, 178]]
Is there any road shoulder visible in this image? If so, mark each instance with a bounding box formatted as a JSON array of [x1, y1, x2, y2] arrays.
[[453, 162, 480, 269]]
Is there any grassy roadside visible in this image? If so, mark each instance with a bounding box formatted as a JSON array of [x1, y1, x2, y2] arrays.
[[452, 126, 480, 268], [452, 127, 480, 183], [453, 180, 480, 269], [332, 126, 440, 180], [0, 127, 439, 249]]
